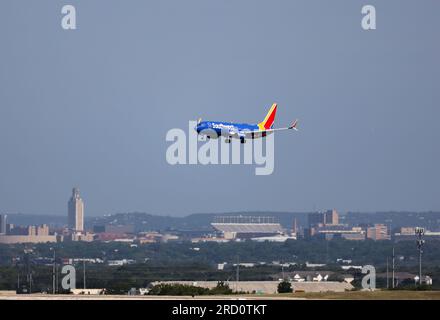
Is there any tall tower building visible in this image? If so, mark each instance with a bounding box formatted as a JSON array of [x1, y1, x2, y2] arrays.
[[0, 214, 6, 235], [324, 209, 339, 225], [68, 188, 84, 232]]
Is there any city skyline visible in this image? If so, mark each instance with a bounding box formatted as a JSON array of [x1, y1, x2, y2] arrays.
[[1, 0, 440, 305], [1, 1, 440, 216]]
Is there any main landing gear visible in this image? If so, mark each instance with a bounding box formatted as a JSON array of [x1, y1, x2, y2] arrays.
[[224, 137, 246, 143]]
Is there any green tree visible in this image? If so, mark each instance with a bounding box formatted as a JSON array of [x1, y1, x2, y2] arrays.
[[277, 280, 293, 293], [209, 281, 233, 295], [148, 283, 209, 296]]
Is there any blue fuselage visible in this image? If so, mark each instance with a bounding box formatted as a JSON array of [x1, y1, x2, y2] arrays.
[[196, 121, 258, 137]]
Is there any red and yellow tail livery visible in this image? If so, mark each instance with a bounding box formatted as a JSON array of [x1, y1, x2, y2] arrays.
[[258, 103, 277, 130]]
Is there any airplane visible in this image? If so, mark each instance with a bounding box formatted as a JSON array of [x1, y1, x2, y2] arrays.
[[195, 103, 298, 143]]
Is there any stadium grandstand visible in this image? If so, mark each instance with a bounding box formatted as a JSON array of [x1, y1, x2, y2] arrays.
[[211, 216, 285, 240]]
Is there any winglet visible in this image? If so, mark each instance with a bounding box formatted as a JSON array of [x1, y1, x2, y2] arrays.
[[289, 119, 299, 131]]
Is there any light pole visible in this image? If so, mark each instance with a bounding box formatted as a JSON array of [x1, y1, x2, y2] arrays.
[[29, 273, 32, 294], [282, 264, 285, 281], [83, 259, 86, 290], [386, 257, 389, 289], [235, 255, 239, 293], [392, 247, 395, 289], [415, 227, 425, 286], [50, 247, 56, 294]]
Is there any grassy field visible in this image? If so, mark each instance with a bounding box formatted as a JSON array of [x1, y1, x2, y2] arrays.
[[282, 290, 440, 300]]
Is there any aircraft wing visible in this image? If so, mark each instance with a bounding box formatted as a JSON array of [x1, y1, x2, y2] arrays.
[[227, 128, 240, 138], [243, 120, 298, 138]]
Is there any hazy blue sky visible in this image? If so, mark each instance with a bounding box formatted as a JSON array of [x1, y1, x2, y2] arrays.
[[0, 0, 439, 216]]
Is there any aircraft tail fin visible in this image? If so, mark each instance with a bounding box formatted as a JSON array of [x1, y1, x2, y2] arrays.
[[258, 103, 277, 130]]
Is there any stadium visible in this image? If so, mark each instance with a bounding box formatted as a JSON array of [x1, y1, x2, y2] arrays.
[[211, 216, 291, 241]]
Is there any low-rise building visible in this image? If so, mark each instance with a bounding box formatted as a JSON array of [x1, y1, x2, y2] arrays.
[[309, 225, 366, 240], [95, 232, 135, 242], [289, 271, 333, 282], [0, 235, 58, 244], [367, 224, 390, 240], [394, 229, 440, 242], [107, 259, 135, 266], [70, 232, 95, 242], [71, 289, 105, 295]]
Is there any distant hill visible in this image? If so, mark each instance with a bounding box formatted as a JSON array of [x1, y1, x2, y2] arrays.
[[3, 211, 440, 232], [4, 214, 67, 228], [88, 211, 310, 232]]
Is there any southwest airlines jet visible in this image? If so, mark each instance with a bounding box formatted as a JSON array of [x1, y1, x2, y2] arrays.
[[195, 103, 298, 143]]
